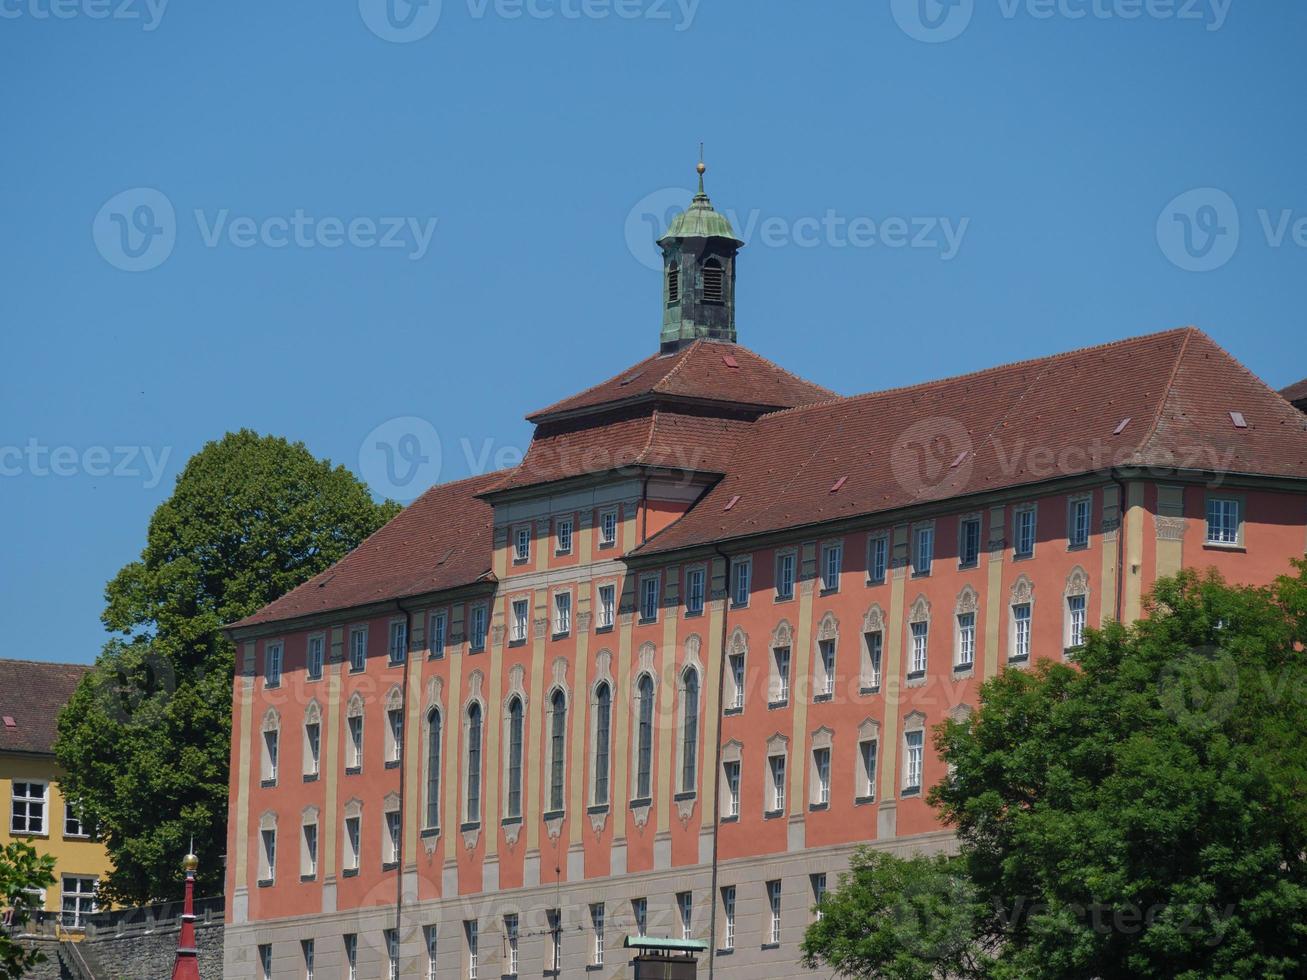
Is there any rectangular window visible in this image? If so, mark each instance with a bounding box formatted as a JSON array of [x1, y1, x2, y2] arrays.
[[632, 898, 647, 937], [640, 576, 660, 622], [821, 542, 842, 592], [905, 730, 924, 793], [349, 627, 367, 672], [910, 621, 929, 676], [767, 880, 782, 945], [1068, 594, 1087, 648], [265, 642, 283, 687], [385, 928, 399, 980], [60, 876, 96, 928], [547, 909, 562, 972], [553, 592, 571, 636], [818, 640, 836, 698], [1015, 506, 1036, 559], [774, 647, 791, 704], [959, 516, 981, 568], [685, 568, 705, 616], [424, 925, 437, 980], [813, 748, 831, 806], [465, 920, 478, 980], [307, 635, 324, 681], [469, 605, 487, 652], [64, 802, 86, 839], [769, 754, 786, 813], [345, 816, 361, 871], [597, 585, 615, 629], [775, 552, 795, 600], [12, 781, 47, 835], [591, 903, 605, 967], [722, 886, 736, 950], [1069, 497, 1091, 548], [305, 721, 321, 776], [811, 873, 828, 920], [388, 621, 407, 666], [956, 612, 975, 668], [858, 739, 877, 800], [430, 612, 447, 659], [864, 631, 883, 691], [868, 534, 888, 584], [344, 935, 358, 980], [724, 760, 741, 818], [511, 599, 529, 643], [514, 525, 531, 563], [913, 526, 934, 576], [729, 653, 745, 710], [731, 558, 751, 607], [388, 707, 404, 763], [259, 944, 273, 980], [504, 914, 519, 976], [555, 516, 574, 555], [347, 714, 363, 769], [1206, 497, 1240, 545], [263, 727, 279, 783], [599, 508, 618, 548], [677, 891, 693, 941], [302, 939, 314, 980], [385, 809, 401, 864], [260, 827, 277, 883], [1012, 603, 1032, 662], [302, 822, 318, 878]]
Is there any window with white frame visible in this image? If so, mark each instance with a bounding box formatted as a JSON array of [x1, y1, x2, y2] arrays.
[[728, 652, 745, 710], [304, 709, 321, 778], [505, 696, 524, 819], [430, 612, 447, 659], [677, 891, 693, 941], [913, 525, 934, 576], [768, 751, 786, 813], [504, 914, 519, 976], [465, 920, 479, 980], [1067, 594, 1087, 648], [863, 629, 883, 692], [773, 646, 791, 704], [386, 703, 404, 764], [685, 567, 705, 615], [959, 515, 982, 568], [1206, 496, 1241, 545], [858, 737, 877, 801], [680, 669, 700, 794], [553, 592, 572, 636], [425, 709, 442, 829], [593, 683, 611, 806], [555, 516, 574, 555], [817, 639, 836, 699], [721, 886, 736, 950], [513, 525, 531, 563], [384, 807, 401, 865], [349, 626, 367, 672], [813, 747, 831, 806], [767, 880, 782, 945], [1069, 496, 1091, 548], [259, 824, 277, 883], [1012, 603, 1032, 662], [956, 612, 976, 668], [265, 642, 283, 687], [385, 928, 399, 980], [344, 935, 358, 980], [302, 938, 314, 980], [868, 533, 888, 584], [466, 703, 483, 823], [821, 541, 842, 591], [63, 801, 87, 839], [1014, 505, 1036, 559], [724, 759, 741, 817], [768, 550, 792, 601], [469, 605, 487, 652], [259, 944, 272, 980], [60, 876, 96, 928], [731, 557, 751, 607], [344, 815, 361, 872], [262, 716, 280, 784], [548, 690, 567, 813], [301, 818, 318, 878], [640, 575, 660, 622], [511, 599, 529, 643], [424, 925, 437, 980], [547, 909, 562, 971], [307, 634, 324, 681], [904, 729, 924, 794], [599, 508, 618, 548], [635, 674, 655, 799], [910, 621, 929, 677], [632, 897, 647, 937], [388, 621, 407, 665], [346, 703, 364, 770], [597, 585, 615, 629], [591, 903, 605, 966]]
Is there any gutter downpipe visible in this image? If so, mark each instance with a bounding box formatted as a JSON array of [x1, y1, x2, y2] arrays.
[[706, 544, 732, 980], [392, 598, 416, 945]]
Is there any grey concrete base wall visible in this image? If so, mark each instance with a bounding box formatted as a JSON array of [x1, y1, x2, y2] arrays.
[[16, 922, 224, 980], [225, 831, 955, 980]]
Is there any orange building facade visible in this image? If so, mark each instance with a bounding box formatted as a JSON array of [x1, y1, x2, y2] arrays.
[[223, 177, 1307, 979]]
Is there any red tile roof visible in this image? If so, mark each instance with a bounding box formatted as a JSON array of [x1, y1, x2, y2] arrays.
[[526, 341, 834, 422], [0, 659, 90, 756], [1282, 377, 1307, 407], [230, 471, 505, 630]]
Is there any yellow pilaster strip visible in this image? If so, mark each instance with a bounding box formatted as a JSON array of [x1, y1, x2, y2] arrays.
[[983, 506, 1006, 680], [878, 525, 910, 803], [403, 618, 425, 865], [442, 629, 464, 843], [1123, 482, 1146, 624], [699, 592, 725, 832], [1155, 484, 1185, 579], [1100, 485, 1122, 625], [483, 599, 505, 860], [787, 542, 817, 814], [232, 641, 257, 889], [655, 576, 679, 834]]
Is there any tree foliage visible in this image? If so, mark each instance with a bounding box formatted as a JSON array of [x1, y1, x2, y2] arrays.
[[0, 842, 56, 980], [803, 563, 1307, 979], [54, 431, 399, 904]]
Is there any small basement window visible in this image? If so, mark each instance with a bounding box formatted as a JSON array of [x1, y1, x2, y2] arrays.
[[703, 258, 724, 303]]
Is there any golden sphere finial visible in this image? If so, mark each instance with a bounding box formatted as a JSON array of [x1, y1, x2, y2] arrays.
[[183, 853, 199, 873], [696, 161, 706, 176]]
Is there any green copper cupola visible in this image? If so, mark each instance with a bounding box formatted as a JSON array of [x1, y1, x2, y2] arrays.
[[658, 160, 744, 353]]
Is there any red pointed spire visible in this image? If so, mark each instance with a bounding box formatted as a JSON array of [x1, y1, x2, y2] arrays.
[[171, 852, 201, 980]]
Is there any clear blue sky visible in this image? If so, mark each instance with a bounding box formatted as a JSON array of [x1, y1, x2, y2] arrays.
[[3, 1, 1303, 664]]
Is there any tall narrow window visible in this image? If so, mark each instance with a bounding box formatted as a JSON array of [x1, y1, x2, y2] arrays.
[[910, 621, 929, 676], [469, 605, 487, 652], [685, 568, 705, 615], [385, 928, 399, 980], [1012, 604, 1032, 662], [767, 880, 782, 945], [302, 938, 315, 980], [633, 897, 647, 937], [424, 925, 437, 980], [636, 675, 654, 800], [388, 621, 407, 666], [769, 753, 786, 813], [681, 670, 699, 793], [703, 258, 724, 302], [549, 691, 567, 813], [344, 935, 358, 980], [677, 891, 693, 940], [387, 706, 404, 764], [599, 509, 618, 547], [641, 576, 660, 622], [593, 682, 611, 805], [811, 873, 828, 920], [1014, 506, 1036, 559], [466, 704, 483, 823], [430, 612, 447, 659], [553, 592, 572, 636], [349, 627, 367, 672], [858, 738, 877, 801], [347, 709, 363, 770], [1069, 497, 1091, 548], [774, 647, 791, 704], [259, 945, 272, 980], [913, 526, 934, 576], [721, 886, 736, 950], [425, 709, 441, 829], [667, 262, 680, 304], [724, 759, 741, 817], [511, 599, 529, 643], [344, 816, 361, 872], [514, 525, 531, 563], [302, 822, 318, 878], [729, 653, 745, 710], [597, 585, 615, 629], [304, 716, 321, 778], [863, 631, 883, 692], [465, 920, 478, 980], [1067, 594, 1087, 648], [776, 552, 795, 600], [821, 542, 842, 591], [590, 903, 605, 966], [307, 635, 324, 681], [813, 747, 831, 806], [904, 730, 924, 793], [956, 612, 975, 668], [385, 807, 401, 865], [265, 642, 283, 687], [731, 558, 751, 607], [959, 516, 982, 568], [818, 640, 836, 699], [547, 909, 562, 972], [506, 697, 523, 819], [504, 914, 519, 976], [868, 534, 888, 584], [262, 724, 279, 784], [555, 516, 573, 555], [260, 826, 277, 884]]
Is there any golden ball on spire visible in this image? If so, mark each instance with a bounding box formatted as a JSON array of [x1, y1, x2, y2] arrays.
[[183, 853, 199, 873], [696, 161, 707, 175]]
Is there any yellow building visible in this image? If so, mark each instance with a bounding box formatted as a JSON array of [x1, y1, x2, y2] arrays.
[[0, 658, 113, 929]]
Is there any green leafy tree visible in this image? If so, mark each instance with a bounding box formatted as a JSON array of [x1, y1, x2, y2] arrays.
[[803, 564, 1307, 979], [0, 841, 56, 980], [55, 431, 399, 904]]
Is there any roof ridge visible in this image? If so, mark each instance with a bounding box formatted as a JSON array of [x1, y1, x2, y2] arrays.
[[528, 350, 668, 420], [738, 345, 840, 399], [760, 325, 1197, 422], [635, 407, 662, 464], [1180, 329, 1307, 430], [652, 341, 701, 393], [0, 658, 91, 670], [1131, 326, 1197, 461]]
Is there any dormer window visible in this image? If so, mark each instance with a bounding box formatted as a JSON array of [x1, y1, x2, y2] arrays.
[[667, 263, 680, 305], [703, 258, 724, 303]]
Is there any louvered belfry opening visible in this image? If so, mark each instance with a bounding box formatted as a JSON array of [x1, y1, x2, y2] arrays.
[[702, 259, 724, 303]]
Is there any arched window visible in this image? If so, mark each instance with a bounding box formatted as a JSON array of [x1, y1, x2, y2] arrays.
[[703, 258, 724, 303], [636, 674, 655, 800], [549, 691, 567, 813], [424, 708, 441, 830], [593, 682, 612, 806], [667, 262, 680, 304], [506, 697, 524, 819], [466, 704, 483, 823], [681, 669, 700, 794]]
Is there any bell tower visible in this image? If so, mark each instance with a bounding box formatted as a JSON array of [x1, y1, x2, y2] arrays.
[[658, 157, 744, 353]]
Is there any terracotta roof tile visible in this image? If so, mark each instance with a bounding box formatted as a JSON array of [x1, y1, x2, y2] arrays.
[[1281, 377, 1307, 407], [0, 659, 90, 756]]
